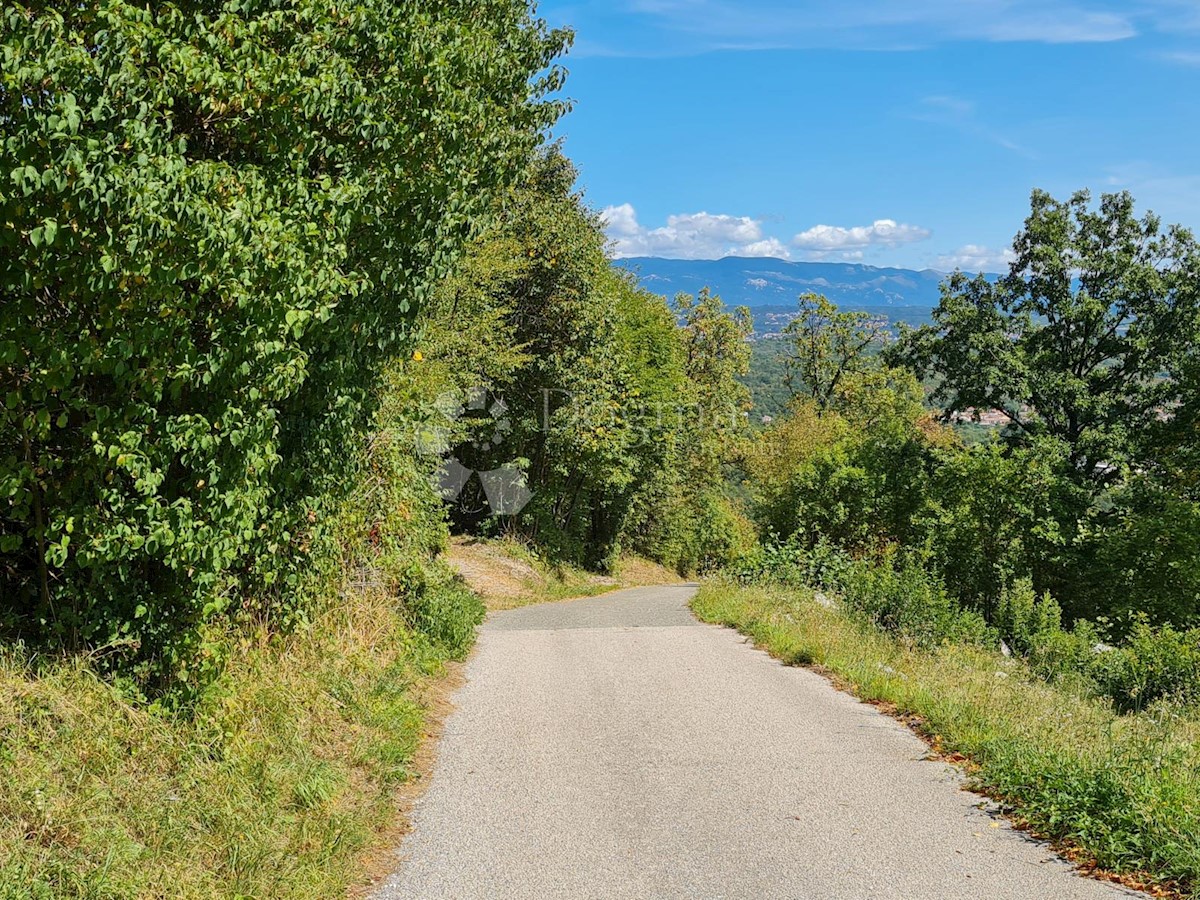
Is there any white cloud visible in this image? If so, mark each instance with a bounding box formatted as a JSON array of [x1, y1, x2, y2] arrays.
[[1160, 50, 1200, 66], [566, 1, 1145, 57], [973, 10, 1134, 42], [740, 237, 793, 258], [933, 244, 1016, 273], [600, 204, 792, 259], [601, 202, 642, 238], [792, 219, 932, 259]]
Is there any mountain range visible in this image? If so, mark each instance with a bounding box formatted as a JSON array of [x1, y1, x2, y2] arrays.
[[612, 256, 996, 332]]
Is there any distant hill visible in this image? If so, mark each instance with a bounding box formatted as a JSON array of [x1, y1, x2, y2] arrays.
[[612, 256, 990, 332]]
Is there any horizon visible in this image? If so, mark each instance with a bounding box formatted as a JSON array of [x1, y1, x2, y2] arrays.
[[615, 252, 1001, 276], [539, 0, 1200, 270]]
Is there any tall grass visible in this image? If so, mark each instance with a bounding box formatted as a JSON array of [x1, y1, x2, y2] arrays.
[[0, 570, 481, 899], [693, 581, 1200, 897]]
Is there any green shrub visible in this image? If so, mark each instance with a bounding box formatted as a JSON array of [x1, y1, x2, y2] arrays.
[[1072, 479, 1200, 630], [729, 542, 809, 586], [839, 554, 993, 648], [1027, 619, 1105, 684], [729, 537, 853, 589], [677, 491, 758, 575], [915, 439, 1083, 621], [1090, 620, 1200, 713], [996, 578, 1064, 655], [404, 571, 486, 661]]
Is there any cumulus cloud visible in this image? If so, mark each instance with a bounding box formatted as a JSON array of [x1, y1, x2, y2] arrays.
[[600, 204, 791, 260], [791, 219, 932, 259], [600, 202, 642, 239], [933, 244, 1016, 273]]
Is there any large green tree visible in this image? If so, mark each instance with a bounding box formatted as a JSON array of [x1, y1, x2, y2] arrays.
[[418, 162, 757, 573], [1, 1, 567, 676], [900, 189, 1200, 485]]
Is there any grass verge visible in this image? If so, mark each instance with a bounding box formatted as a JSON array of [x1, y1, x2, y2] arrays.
[[692, 580, 1200, 898], [0, 573, 479, 900]]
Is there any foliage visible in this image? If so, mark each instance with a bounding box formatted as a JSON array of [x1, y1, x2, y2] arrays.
[[994, 578, 1063, 656], [739, 338, 794, 421], [743, 365, 946, 554], [1071, 477, 1200, 629], [783, 293, 890, 412], [629, 287, 756, 573], [415, 150, 663, 567], [743, 198, 1200, 656], [879, 185, 1200, 626], [675, 287, 754, 435], [914, 438, 1085, 620], [836, 551, 995, 648], [898, 189, 1200, 486], [741, 402, 850, 542], [1089, 620, 1200, 714], [0, 1, 567, 686], [416, 157, 756, 574]]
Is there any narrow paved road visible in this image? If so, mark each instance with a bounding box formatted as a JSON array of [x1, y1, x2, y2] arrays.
[[375, 585, 1134, 900]]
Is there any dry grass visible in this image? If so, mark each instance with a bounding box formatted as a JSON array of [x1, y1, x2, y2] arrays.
[[0, 583, 464, 900], [445, 536, 682, 612]]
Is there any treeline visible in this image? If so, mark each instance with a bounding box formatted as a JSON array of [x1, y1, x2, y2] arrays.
[[1, 3, 757, 697], [738, 188, 1200, 711], [414, 149, 755, 574]]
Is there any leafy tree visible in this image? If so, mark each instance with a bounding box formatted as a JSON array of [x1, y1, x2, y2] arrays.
[[899, 189, 1200, 485], [0, 1, 568, 682], [673, 288, 753, 467], [425, 157, 758, 573], [1071, 478, 1200, 629], [915, 437, 1085, 620], [416, 150, 670, 567], [744, 366, 948, 553], [784, 293, 889, 413], [650, 289, 756, 571]]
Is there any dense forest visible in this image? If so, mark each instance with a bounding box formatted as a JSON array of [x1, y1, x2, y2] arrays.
[[2, 2, 1199, 897]]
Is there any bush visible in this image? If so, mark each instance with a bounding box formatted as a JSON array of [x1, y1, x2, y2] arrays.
[[729, 537, 853, 590], [1026, 619, 1105, 684], [678, 491, 758, 575], [838, 553, 994, 648], [1089, 620, 1200, 713], [729, 542, 809, 586], [404, 570, 486, 661], [916, 439, 1084, 621], [1073, 479, 1200, 630], [995, 578, 1063, 656]]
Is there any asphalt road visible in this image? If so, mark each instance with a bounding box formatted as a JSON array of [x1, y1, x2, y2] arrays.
[[374, 585, 1135, 900]]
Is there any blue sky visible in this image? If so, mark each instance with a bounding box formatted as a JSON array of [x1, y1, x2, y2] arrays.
[[537, 0, 1200, 271]]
